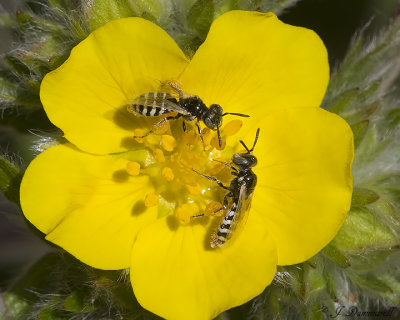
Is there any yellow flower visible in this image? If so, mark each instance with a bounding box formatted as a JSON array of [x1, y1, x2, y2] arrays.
[[20, 11, 353, 320]]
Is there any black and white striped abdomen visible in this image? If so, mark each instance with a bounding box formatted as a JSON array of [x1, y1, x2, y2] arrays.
[[129, 92, 172, 117], [211, 201, 238, 248], [130, 104, 170, 117]]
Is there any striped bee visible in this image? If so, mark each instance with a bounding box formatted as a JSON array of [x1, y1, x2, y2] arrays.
[[127, 82, 249, 147], [194, 128, 260, 248]]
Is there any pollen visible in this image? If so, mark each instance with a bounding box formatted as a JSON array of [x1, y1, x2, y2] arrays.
[[176, 203, 200, 223], [223, 120, 243, 136], [145, 192, 159, 207], [152, 118, 170, 135], [161, 135, 177, 152], [205, 201, 224, 216], [162, 167, 174, 181], [133, 129, 145, 143], [126, 161, 141, 176], [154, 148, 165, 163], [185, 183, 201, 195], [211, 136, 226, 150]]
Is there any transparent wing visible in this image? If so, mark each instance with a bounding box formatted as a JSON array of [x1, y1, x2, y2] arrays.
[[128, 92, 190, 115], [225, 184, 253, 243]]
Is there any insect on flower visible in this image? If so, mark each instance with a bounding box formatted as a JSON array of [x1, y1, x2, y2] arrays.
[[194, 128, 260, 248], [127, 81, 249, 147]]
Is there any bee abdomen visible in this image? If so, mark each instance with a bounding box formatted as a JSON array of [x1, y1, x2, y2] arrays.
[[130, 92, 171, 116], [130, 104, 169, 117], [211, 202, 238, 248]]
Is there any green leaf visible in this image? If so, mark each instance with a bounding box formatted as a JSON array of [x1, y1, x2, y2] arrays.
[[331, 207, 399, 252], [322, 244, 351, 268], [349, 272, 393, 294], [0, 156, 22, 204], [351, 120, 369, 149], [351, 187, 380, 207], [188, 0, 214, 36], [3, 55, 32, 78], [85, 0, 137, 31], [215, 0, 300, 16]]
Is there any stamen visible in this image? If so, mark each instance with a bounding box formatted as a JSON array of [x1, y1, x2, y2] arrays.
[[133, 129, 145, 143], [185, 183, 201, 195], [153, 148, 166, 163], [161, 135, 177, 152], [176, 203, 200, 223], [145, 192, 159, 207], [126, 161, 141, 176], [223, 120, 243, 136], [211, 135, 226, 150], [162, 167, 174, 181], [205, 201, 224, 216]]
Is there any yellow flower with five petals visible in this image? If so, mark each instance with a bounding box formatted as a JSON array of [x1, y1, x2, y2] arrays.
[[20, 10, 353, 320]]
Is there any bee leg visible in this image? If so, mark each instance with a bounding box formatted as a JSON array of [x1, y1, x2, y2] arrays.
[[191, 213, 204, 218], [195, 121, 206, 151], [192, 169, 230, 190], [182, 121, 186, 132], [134, 114, 181, 138], [213, 192, 232, 215]]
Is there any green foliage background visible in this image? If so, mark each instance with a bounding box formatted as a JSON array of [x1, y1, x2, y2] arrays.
[[1, 0, 400, 319]]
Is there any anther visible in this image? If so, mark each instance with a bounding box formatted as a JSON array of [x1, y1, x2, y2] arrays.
[[223, 120, 243, 136], [185, 183, 201, 195], [153, 148, 166, 163], [162, 167, 174, 181], [176, 203, 199, 223], [161, 135, 177, 152], [126, 161, 141, 176], [145, 192, 159, 207], [211, 135, 226, 150], [133, 129, 145, 143], [205, 201, 224, 216]]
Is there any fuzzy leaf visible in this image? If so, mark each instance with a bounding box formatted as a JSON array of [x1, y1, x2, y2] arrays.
[[322, 244, 351, 268], [351, 187, 380, 207], [331, 207, 399, 252], [0, 156, 22, 204], [351, 120, 369, 149], [188, 0, 214, 36], [85, 0, 137, 30], [215, 0, 300, 16]]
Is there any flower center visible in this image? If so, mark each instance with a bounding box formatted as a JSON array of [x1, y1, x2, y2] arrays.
[[128, 115, 244, 223]]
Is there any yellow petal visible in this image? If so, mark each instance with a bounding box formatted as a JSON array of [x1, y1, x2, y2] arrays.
[[249, 107, 353, 265], [131, 211, 277, 320], [180, 11, 328, 120], [20, 144, 158, 269], [41, 18, 189, 155]]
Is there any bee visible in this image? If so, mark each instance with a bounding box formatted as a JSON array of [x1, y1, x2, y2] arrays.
[[194, 128, 260, 248], [127, 82, 249, 147]]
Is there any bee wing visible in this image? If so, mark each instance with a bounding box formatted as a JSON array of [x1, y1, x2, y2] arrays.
[[128, 92, 190, 115], [225, 184, 253, 242]]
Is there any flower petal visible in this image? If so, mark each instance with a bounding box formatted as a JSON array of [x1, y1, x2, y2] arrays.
[[20, 144, 158, 269], [41, 18, 189, 155], [250, 107, 353, 265], [130, 210, 277, 320], [180, 11, 329, 117]]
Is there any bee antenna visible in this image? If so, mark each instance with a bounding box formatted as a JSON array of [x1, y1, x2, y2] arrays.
[[250, 128, 260, 152], [239, 140, 250, 153], [217, 125, 222, 147], [222, 112, 250, 118]]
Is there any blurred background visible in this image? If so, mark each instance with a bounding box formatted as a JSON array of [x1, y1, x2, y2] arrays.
[[0, 0, 399, 307]]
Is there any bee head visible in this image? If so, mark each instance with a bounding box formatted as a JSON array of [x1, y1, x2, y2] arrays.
[[232, 128, 260, 169], [203, 104, 223, 130], [232, 153, 257, 169]]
